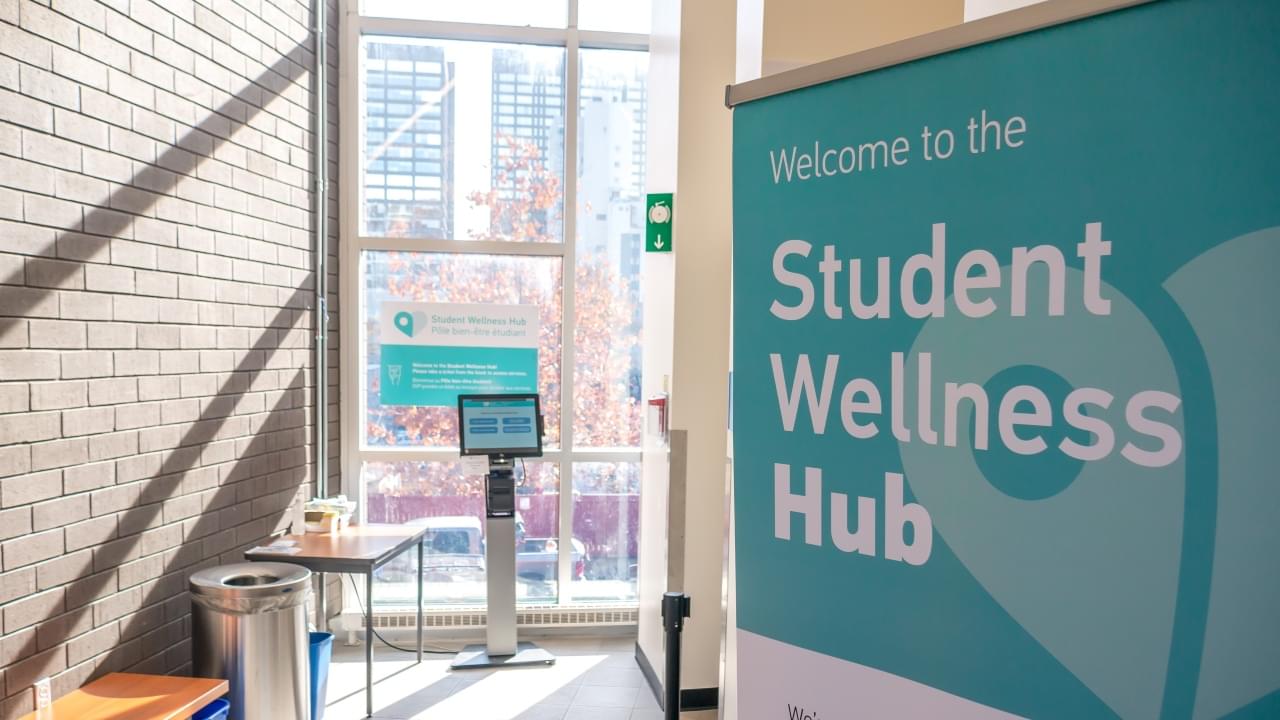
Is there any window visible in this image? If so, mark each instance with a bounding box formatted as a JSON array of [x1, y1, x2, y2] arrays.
[[342, 0, 648, 609]]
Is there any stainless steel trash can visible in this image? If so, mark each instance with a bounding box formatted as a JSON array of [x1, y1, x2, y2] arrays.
[[191, 562, 311, 720]]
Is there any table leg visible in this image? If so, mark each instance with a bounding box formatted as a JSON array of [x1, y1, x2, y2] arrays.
[[366, 570, 373, 718], [316, 571, 326, 632], [417, 537, 424, 664]]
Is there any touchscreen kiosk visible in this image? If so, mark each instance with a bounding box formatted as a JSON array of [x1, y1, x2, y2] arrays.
[[451, 393, 554, 669], [459, 394, 542, 458]]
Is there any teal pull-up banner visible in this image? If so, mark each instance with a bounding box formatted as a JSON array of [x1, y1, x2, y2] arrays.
[[730, 1, 1280, 718]]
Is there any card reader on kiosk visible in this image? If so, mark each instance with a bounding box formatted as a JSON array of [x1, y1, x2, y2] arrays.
[[451, 393, 555, 669]]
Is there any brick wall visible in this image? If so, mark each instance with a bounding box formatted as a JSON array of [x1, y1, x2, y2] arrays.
[[0, 0, 339, 715]]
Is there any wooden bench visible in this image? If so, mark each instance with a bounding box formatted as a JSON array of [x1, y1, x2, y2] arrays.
[[19, 673, 228, 720]]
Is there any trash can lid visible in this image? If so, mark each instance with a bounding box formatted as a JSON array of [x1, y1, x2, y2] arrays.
[[189, 562, 311, 599]]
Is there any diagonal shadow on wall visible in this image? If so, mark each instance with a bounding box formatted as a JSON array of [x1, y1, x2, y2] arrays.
[[0, 42, 336, 716]]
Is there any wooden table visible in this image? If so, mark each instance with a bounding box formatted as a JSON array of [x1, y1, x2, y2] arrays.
[[245, 524, 427, 718], [19, 673, 227, 720]]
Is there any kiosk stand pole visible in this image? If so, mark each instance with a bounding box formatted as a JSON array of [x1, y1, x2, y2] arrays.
[[450, 456, 555, 669]]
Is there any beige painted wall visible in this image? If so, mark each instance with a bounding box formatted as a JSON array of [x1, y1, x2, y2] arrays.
[[761, 0, 965, 74]]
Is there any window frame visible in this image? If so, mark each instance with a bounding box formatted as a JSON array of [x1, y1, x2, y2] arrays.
[[338, 0, 649, 607]]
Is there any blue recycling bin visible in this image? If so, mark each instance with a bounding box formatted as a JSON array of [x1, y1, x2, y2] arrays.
[[309, 631, 334, 720], [192, 698, 230, 720]]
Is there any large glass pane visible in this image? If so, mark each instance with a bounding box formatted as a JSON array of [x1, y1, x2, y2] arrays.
[[368, 460, 561, 606], [362, 251, 562, 448], [570, 462, 640, 602], [361, 38, 565, 242], [578, 0, 651, 33], [574, 49, 647, 448], [361, 0, 566, 28]]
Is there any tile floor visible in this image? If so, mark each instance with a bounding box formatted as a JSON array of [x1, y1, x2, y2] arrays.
[[322, 634, 715, 720]]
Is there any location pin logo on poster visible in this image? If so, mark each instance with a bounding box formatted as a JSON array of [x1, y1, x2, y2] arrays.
[[394, 311, 427, 338], [899, 268, 1184, 720]]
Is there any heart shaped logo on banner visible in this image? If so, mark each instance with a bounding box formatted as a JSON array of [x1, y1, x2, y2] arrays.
[[899, 268, 1184, 720]]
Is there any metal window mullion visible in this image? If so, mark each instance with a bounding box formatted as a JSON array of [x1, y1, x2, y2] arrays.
[[358, 16, 571, 46], [354, 237, 567, 257], [558, 9, 579, 605], [339, 0, 364, 522], [577, 30, 648, 51]]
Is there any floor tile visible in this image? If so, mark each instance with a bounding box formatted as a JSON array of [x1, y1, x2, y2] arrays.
[[564, 707, 632, 720], [573, 684, 640, 708], [323, 634, 648, 720]]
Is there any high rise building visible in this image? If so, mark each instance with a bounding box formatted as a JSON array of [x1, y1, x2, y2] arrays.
[[490, 49, 566, 242], [364, 43, 455, 239]]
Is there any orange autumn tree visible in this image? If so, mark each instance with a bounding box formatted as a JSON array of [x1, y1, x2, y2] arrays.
[[367, 134, 641, 499]]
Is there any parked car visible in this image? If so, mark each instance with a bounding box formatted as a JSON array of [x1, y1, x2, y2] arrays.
[[376, 515, 588, 585], [515, 536, 587, 584]]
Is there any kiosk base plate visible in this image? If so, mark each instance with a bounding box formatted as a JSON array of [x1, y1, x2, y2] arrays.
[[450, 642, 556, 670]]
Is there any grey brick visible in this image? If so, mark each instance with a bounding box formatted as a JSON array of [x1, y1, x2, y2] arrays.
[[0, 350, 60, 380], [87, 323, 137, 349], [107, 124, 155, 164], [64, 514, 117, 552], [80, 87, 131, 130], [87, 377, 137, 406], [57, 233, 111, 263], [159, 350, 198, 375], [52, 0, 107, 31], [0, 317, 27, 348], [51, 46, 108, 88], [112, 295, 159, 323], [132, 217, 176, 247], [87, 430, 136, 462], [105, 10, 152, 54], [90, 482, 139, 517], [62, 460, 114, 495], [19, 64, 80, 113], [1, 528, 63, 571], [31, 494, 89, 532], [60, 350, 113, 379], [7, 644, 66, 695], [134, 270, 177, 298], [84, 264, 135, 293], [28, 319, 86, 348], [24, 193, 83, 230], [24, 257, 84, 290], [112, 350, 159, 376], [0, 24, 53, 70], [0, 155, 56, 195], [0, 446, 30, 479], [78, 29, 130, 73], [30, 380, 87, 410], [0, 412, 60, 445], [82, 153, 133, 190], [0, 384, 28, 414], [53, 168, 110, 204], [18, 0, 80, 48], [91, 585, 140, 626], [59, 290, 113, 320], [61, 406, 115, 437], [68, 621, 119, 664], [114, 402, 159, 430], [31, 437, 88, 472], [157, 247, 197, 275], [136, 375, 178, 401], [3, 586, 63, 634]]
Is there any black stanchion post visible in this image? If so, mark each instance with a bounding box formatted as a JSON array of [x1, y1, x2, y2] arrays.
[[662, 592, 691, 720]]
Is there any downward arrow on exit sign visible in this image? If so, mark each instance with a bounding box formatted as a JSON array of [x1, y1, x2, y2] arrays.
[[646, 193, 673, 253]]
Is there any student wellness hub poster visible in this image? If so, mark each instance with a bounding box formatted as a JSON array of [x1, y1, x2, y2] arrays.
[[730, 1, 1280, 718], [379, 302, 539, 407]]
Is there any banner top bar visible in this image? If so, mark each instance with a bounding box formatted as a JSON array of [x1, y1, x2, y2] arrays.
[[724, 0, 1156, 108]]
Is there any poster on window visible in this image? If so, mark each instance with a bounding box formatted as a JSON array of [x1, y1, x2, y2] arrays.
[[379, 302, 540, 407], [730, 0, 1280, 718]]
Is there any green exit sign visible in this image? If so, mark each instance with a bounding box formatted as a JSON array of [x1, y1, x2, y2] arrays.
[[646, 193, 673, 253]]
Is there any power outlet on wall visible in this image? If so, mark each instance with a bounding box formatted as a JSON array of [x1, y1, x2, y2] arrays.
[[34, 677, 51, 709]]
